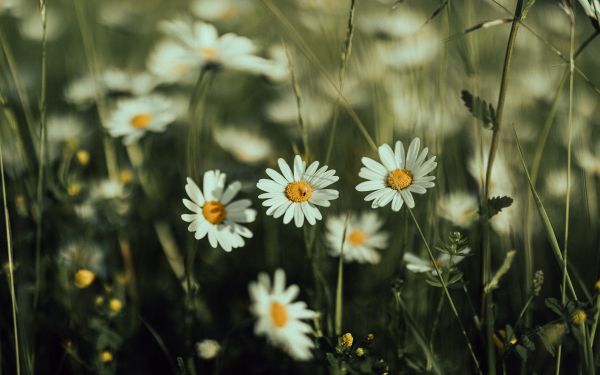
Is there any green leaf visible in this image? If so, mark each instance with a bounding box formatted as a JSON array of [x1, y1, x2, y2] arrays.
[[460, 90, 497, 129], [486, 196, 513, 218]]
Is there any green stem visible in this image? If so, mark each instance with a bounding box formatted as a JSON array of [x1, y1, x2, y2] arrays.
[[482, 3, 524, 373], [408, 208, 482, 375], [1, 129, 20, 375], [334, 215, 349, 336]]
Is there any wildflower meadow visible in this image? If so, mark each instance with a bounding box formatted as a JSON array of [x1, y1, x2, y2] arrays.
[[2, 0, 600, 374]]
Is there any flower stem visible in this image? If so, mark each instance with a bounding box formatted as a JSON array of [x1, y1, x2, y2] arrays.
[[407, 207, 482, 375]]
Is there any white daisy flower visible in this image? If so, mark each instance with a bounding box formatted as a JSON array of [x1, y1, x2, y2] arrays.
[[403, 249, 471, 274], [148, 40, 200, 84], [105, 94, 176, 145], [195, 339, 221, 360], [326, 212, 389, 264], [159, 19, 274, 75], [249, 269, 317, 361], [65, 75, 102, 107], [545, 169, 578, 199], [577, 141, 600, 175], [578, 0, 599, 23], [181, 171, 256, 252], [356, 138, 437, 211], [437, 192, 479, 228], [102, 68, 158, 96], [213, 126, 272, 165], [191, 0, 251, 23], [256, 155, 339, 227]]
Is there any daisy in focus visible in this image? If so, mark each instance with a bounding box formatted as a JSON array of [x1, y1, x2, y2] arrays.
[[157, 19, 274, 75], [256, 155, 339, 227], [403, 248, 471, 274], [356, 138, 437, 211], [248, 269, 317, 360], [325, 212, 389, 264], [437, 192, 479, 228], [105, 94, 176, 145], [181, 171, 256, 252]]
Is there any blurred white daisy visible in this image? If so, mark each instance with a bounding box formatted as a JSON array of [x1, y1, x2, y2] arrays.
[[578, 0, 599, 23], [326, 212, 388, 264], [181, 172, 256, 252], [249, 269, 317, 361], [356, 138, 437, 211], [403, 249, 470, 274], [102, 68, 158, 96], [214, 127, 272, 164], [65, 75, 102, 106], [0, 0, 19, 15], [195, 339, 221, 360], [105, 94, 176, 145], [57, 241, 105, 276], [265, 92, 334, 131], [577, 141, 600, 175], [19, 7, 64, 42], [256, 155, 339, 227], [437, 192, 479, 228], [545, 169, 578, 199], [148, 40, 200, 84], [159, 19, 274, 74], [191, 0, 251, 23]]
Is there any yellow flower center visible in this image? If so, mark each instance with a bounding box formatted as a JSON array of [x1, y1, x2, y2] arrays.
[[200, 47, 219, 61], [130, 113, 153, 129], [74, 269, 95, 288], [429, 260, 444, 269], [387, 168, 413, 191], [572, 310, 587, 325], [347, 230, 366, 246], [100, 351, 113, 363], [109, 298, 123, 313], [270, 302, 288, 328], [285, 181, 313, 203], [202, 200, 226, 224]]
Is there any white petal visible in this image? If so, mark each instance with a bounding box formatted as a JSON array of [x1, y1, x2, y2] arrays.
[[378, 143, 397, 170]]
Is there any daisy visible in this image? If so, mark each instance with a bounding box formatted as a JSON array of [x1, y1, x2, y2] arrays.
[[147, 40, 200, 84], [356, 138, 437, 211], [105, 94, 176, 145], [325, 212, 389, 264], [158, 19, 274, 74], [578, 0, 599, 25], [102, 68, 158, 96], [213, 126, 272, 164], [403, 249, 471, 274], [437, 192, 479, 228], [256, 155, 339, 227], [181, 171, 256, 252], [195, 339, 221, 360], [249, 269, 317, 360], [64, 75, 102, 107]]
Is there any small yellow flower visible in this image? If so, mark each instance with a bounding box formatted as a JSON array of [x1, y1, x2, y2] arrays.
[[76, 150, 90, 166], [67, 182, 82, 197], [355, 347, 365, 357], [118, 169, 134, 184], [100, 351, 113, 362], [74, 269, 95, 288], [572, 310, 587, 325], [109, 298, 123, 313], [340, 333, 353, 348], [95, 296, 104, 305], [366, 333, 375, 343], [595, 280, 600, 292]]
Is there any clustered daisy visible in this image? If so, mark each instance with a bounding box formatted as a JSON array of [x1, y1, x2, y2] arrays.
[[256, 155, 339, 227], [181, 171, 256, 252], [248, 269, 317, 360], [356, 138, 437, 211], [325, 212, 389, 264]]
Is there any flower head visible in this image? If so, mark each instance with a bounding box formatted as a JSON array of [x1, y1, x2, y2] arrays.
[[326, 212, 388, 264], [403, 249, 470, 274], [257, 156, 339, 227], [437, 192, 479, 228], [181, 171, 256, 252], [356, 138, 436, 211], [105, 95, 176, 145], [195, 339, 221, 360], [249, 269, 317, 360]]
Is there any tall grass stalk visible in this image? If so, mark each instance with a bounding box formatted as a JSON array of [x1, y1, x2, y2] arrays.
[[283, 44, 310, 159], [33, 0, 48, 310], [260, 0, 377, 152], [556, 8, 576, 374], [325, 0, 357, 165], [334, 215, 350, 336], [1, 127, 20, 375], [481, 2, 524, 372], [407, 207, 482, 374]]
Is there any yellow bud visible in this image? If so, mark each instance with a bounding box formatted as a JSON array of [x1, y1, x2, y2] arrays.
[[100, 351, 113, 362], [366, 333, 375, 343], [76, 150, 90, 166], [595, 280, 600, 292], [572, 310, 587, 325], [74, 269, 95, 288], [109, 298, 123, 313], [355, 347, 365, 357], [118, 169, 134, 184], [95, 296, 104, 305], [67, 183, 82, 197], [340, 333, 353, 348]]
